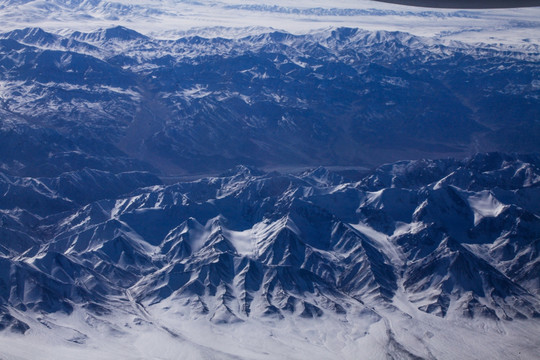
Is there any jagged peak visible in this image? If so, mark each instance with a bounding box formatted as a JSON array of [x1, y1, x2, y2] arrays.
[[219, 165, 266, 178], [298, 166, 344, 187], [71, 26, 148, 43], [1, 27, 57, 43], [1, 152, 539, 354]]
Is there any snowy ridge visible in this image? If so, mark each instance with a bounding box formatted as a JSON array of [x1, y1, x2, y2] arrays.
[[0, 0, 539, 45], [0, 153, 539, 358]]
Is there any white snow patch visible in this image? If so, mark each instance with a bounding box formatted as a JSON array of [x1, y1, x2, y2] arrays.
[[468, 191, 506, 225], [350, 222, 403, 265], [222, 228, 254, 256]]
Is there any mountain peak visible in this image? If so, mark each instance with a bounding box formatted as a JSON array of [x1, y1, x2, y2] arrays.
[[1, 27, 58, 45], [219, 165, 265, 178], [299, 166, 344, 187], [71, 26, 148, 43]]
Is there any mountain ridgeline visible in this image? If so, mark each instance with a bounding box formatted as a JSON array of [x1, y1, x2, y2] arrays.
[[0, 153, 539, 335]]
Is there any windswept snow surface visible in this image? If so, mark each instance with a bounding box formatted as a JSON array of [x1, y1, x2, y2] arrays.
[[0, 307, 538, 359], [0, 154, 539, 359]]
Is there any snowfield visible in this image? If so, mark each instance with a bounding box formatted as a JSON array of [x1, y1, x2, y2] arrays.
[[0, 305, 539, 359]]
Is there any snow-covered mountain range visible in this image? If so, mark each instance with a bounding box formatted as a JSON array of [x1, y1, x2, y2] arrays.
[[0, 1, 539, 358], [0, 153, 539, 358], [1, 0, 539, 44], [0, 26, 538, 177]]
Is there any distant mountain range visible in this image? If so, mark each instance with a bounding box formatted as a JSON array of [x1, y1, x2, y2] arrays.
[[0, 26, 538, 177]]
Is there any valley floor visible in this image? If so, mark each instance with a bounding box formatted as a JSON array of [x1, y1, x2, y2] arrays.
[[0, 302, 538, 360]]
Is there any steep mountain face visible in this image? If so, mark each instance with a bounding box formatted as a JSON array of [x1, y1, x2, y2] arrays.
[[0, 27, 538, 176], [0, 153, 538, 357]]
